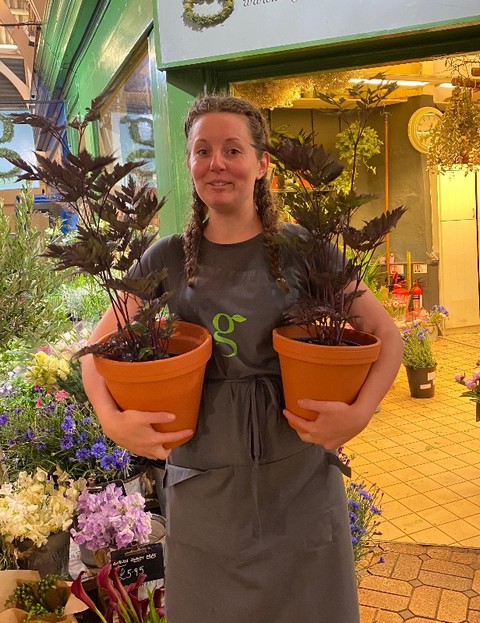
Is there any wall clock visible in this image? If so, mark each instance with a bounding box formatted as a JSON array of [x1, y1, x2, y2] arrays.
[[408, 107, 443, 154]]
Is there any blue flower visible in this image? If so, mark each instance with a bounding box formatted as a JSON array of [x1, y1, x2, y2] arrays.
[[75, 448, 90, 461], [91, 439, 107, 458], [61, 415, 76, 434], [60, 435, 74, 449]]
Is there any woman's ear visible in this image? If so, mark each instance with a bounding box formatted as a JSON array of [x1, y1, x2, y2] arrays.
[[256, 151, 270, 180]]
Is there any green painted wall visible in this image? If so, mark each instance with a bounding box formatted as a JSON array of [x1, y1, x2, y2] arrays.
[[36, 0, 153, 118]]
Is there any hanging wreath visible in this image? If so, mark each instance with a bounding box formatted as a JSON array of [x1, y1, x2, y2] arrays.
[[184, 0, 234, 27], [0, 115, 14, 145], [0, 147, 20, 182], [120, 115, 154, 147]]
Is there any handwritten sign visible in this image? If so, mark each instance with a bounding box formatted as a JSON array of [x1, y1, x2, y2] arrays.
[[111, 542, 164, 586]]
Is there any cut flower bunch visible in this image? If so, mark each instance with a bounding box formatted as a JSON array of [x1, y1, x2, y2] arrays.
[[455, 364, 480, 420], [0, 468, 84, 552], [72, 563, 166, 623], [70, 483, 152, 553]]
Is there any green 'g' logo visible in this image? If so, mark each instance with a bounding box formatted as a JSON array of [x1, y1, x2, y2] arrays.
[[184, 1, 234, 28], [212, 312, 246, 358]]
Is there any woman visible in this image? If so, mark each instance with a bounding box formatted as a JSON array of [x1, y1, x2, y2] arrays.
[[82, 94, 404, 622]]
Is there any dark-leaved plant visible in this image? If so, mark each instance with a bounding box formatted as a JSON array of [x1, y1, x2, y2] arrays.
[[6, 99, 174, 362], [263, 78, 406, 346]]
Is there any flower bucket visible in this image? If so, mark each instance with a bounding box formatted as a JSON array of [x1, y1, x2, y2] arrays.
[[16, 531, 71, 578], [94, 321, 212, 449], [272, 326, 381, 427], [405, 365, 436, 398]]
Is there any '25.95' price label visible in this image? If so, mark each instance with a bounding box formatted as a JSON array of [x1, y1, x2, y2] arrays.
[[111, 542, 164, 586]]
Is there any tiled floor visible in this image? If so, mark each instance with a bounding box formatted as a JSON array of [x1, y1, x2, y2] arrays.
[[345, 331, 480, 548], [344, 331, 480, 622]]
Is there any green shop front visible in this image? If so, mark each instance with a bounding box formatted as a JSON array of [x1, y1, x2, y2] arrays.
[[32, 0, 480, 330]]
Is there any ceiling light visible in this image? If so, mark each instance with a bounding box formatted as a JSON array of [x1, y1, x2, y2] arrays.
[[0, 44, 18, 50], [438, 82, 454, 88], [349, 78, 428, 87]]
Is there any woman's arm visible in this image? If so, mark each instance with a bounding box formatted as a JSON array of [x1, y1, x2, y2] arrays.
[[283, 282, 404, 449], [81, 299, 194, 460]]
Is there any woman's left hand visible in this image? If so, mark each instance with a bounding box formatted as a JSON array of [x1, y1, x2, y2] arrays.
[[283, 399, 372, 450]]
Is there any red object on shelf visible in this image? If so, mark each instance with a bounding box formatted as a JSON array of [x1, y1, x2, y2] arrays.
[[411, 281, 423, 312]]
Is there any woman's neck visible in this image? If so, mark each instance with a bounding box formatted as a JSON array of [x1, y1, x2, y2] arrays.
[[203, 213, 263, 244]]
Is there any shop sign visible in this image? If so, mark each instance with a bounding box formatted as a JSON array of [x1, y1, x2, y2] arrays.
[[156, 1, 480, 68]]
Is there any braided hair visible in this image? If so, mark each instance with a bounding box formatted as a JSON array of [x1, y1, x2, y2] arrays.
[[183, 94, 287, 290]]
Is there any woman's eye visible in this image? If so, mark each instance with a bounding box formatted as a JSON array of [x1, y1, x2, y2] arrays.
[[196, 148, 208, 156], [228, 148, 241, 155]]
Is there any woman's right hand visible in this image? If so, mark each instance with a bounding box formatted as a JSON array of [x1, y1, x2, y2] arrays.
[[99, 407, 194, 460]]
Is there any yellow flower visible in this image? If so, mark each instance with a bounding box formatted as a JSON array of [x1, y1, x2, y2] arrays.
[[25, 352, 70, 388]]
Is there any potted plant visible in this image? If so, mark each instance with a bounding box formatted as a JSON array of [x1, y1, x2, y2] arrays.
[[261, 79, 406, 420], [401, 320, 437, 398], [0, 468, 85, 577], [70, 482, 154, 568], [6, 99, 212, 446]]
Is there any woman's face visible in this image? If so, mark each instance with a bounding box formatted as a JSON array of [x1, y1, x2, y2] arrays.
[[187, 112, 269, 216]]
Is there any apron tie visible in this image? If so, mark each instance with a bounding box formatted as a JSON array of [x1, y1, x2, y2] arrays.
[[245, 376, 281, 539]]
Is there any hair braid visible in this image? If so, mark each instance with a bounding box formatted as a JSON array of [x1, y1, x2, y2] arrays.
[[183, 190, 206, 287]]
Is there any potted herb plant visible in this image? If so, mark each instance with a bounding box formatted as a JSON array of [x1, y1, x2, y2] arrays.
[[261, 79, 405, 420], [6, 98, 212, 446], [401, 320, 437, 398]]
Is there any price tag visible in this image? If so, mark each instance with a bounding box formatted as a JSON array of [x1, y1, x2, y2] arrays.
[[111, 542, 164, 586]]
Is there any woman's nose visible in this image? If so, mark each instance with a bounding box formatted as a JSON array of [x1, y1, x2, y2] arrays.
[[209, 151, 226, 170]]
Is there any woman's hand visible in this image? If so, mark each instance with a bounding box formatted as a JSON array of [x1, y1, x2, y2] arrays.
[[283, 399, 372, 450], [99, 408, 194, 461]]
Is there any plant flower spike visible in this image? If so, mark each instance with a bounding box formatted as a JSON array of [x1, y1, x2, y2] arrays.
[[71, 563, 166, 623]]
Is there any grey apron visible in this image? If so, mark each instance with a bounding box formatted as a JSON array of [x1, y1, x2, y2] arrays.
[[143, 231, 359, 623]]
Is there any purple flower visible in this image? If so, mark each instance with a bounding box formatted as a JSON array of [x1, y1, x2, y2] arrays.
[[0, 414, 8, 426], [60, 435, 74, 449], [91, 440, 107, 458], [75, 448, 90, 461], [61, 415, 76, 434]]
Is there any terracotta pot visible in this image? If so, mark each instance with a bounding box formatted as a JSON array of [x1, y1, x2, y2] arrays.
[[94, 321, 212, 449], [405, 365, 436, 398], [272, 326, 381, 427]]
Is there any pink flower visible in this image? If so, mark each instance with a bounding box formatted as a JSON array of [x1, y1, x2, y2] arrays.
[[454, 373, 465, 383], [35, 397, 42, 408], [54, 390, 70, 401], [465, 378, 477, 390]]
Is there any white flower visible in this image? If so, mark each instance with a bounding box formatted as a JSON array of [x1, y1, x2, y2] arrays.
[[0, 468, 86, 547]]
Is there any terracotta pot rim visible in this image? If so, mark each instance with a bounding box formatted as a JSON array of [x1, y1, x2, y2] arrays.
[[94, 320, 212, 380], [273, 325, 381, 365]]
